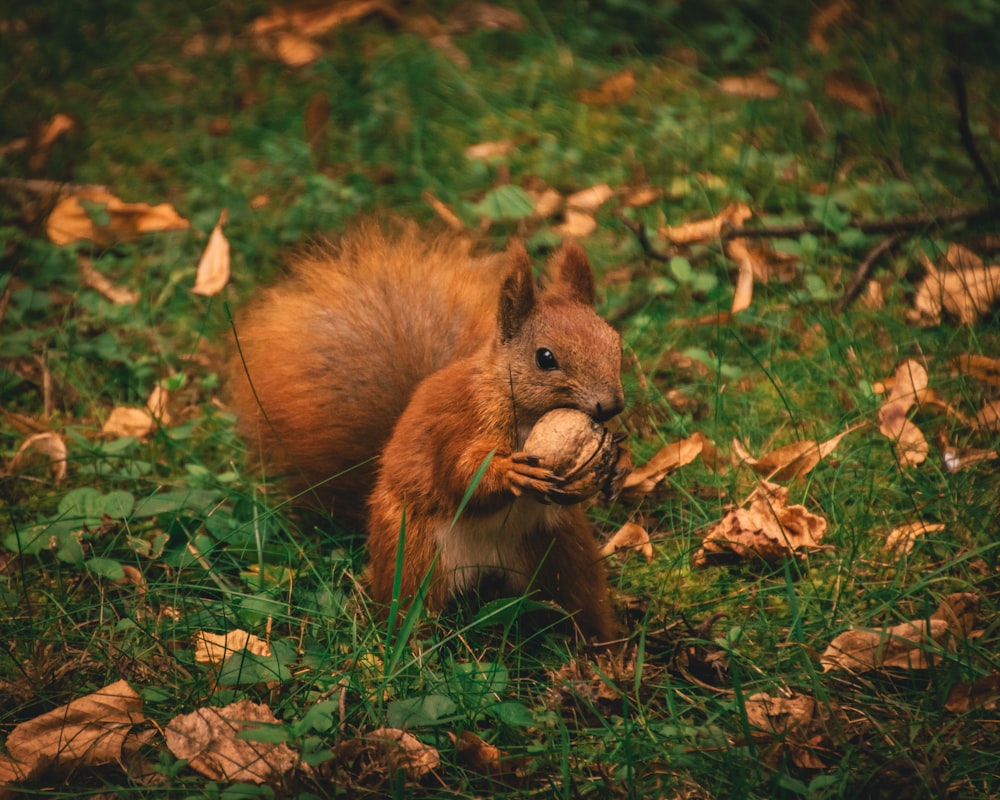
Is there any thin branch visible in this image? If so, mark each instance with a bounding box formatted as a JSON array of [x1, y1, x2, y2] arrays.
[[833, 232, 906, 315], [620, 216, 672, 262], [948, 65, 1000, 200]]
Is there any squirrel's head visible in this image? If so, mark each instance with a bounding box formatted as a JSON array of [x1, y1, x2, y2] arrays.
[[496, 240, 625, 431]]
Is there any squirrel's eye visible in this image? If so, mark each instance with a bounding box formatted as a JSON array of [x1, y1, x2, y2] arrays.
[[535, 348, 559, 370]]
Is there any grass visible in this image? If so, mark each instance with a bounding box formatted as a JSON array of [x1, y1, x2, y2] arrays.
[[2, 0, 1000, 797]]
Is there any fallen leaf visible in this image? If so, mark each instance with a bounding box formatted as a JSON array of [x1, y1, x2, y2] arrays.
[[885, 521, 945, 555], [192, 209, 230, 296], [79, 257, 139, 304], [465, 140, 515, 160], [693, 481, 828, 568], [102, 386, 171, 439], [338, 728, 440, 782], [601, 522, 654, 563], [808, 0, 855, 54], [823, 71, 888, 116], [452, 730, 510, 776], [250, 0, 388, 38], [445, 2, 527, 34], [531, 187, 563, 218], [908, 247, 1000, 325], [566, 183, 615, 212], [622, 186, 661, 208], [951, 353, 1000, 387], [717, 74, 781, 99], [578, 67, 636, 105], [47, 188, 189, 246], [727, 237, 757, 313], [552, 209, 596, 238], [974, 399, 1000, 432], [2, 680, 144, 784], [820, 593, 979, 673], [876, 359, 929, 467], [744, 691, 835, 770], [659, 202, 752, 245], [945, 673, 1000, 713], [193, 630, 272, 665], [733, 423, 864, 481], [943, 444, 998, 472], [165, 700, 299, 783], [9, 431, 67, 482], [622, 432, 706, 497]]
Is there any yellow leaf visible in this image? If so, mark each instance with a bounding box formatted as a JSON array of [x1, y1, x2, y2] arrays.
[[192, 209, 231, 296]]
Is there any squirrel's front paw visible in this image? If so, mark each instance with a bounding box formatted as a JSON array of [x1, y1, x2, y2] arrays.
[[506, 453, 564, 503], [507, 453, 586, 505]]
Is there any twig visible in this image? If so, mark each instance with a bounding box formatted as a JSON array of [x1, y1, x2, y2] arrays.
[[948, 65, 1000, 199], [833, 232, 905, 314], [0, 177, 110, 196], [724, 205, 998, 240], [620, 216, 671, 262]]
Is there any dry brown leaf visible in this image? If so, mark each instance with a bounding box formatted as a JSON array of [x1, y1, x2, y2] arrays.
[[951, 353, 1000, 387], [340, 728, 440, 782], [622, 186, 661, 208], [744, 691, 835, 770], [2, 679, 144, 784], [885, 521, 945, 555], [974, 399, 1000, 433], [727, 237, 757, 314], [808, 0, 855, 53], [47, 188, 189, 246], [102, 385, 171, 439], [566, 183, 615, 212], [552, 209, 596, 238], [9, 431, 68, 482], [250, 0, 388, 38], [601, 522, 654, 563], [693, 482, 828, 568], [908, 247, 1000, 325], [876, 359, 929, 467], [445, 3, 527, 34], [577, 67, 636, 105], [79, 257, 139, 304], [820, 593, 979, 673], [659, 202, 752, 245], [622, 432, 706, 497], [193, 630, 272, 665], [531, 187, 563, 218], [192, 210, 230, 296], [733, 423, 864, 482], [717, 74, 781, 99], [165, 700, 299, 783], [945, 673, 1000, 713], [452, 730, 510, 776], [272, 31, 322, 66], [823, 71, 887, 115], [820, 619, 952, 672], [465, 140, 515, 160], [943, 444, 998, 472]]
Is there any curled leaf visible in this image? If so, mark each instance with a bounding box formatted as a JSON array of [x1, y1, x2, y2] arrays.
[[10, 431, 68, 482], [876, 359, 928, 467], [192, 209, 231, 297], [601, 522, 653, 563]]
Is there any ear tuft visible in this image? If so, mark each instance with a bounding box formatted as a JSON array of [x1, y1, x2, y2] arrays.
[[547, 240, 596, 306], [498, 241, 535, 342]]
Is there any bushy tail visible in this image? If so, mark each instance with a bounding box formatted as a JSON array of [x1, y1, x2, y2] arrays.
[[227, 220, 505, 519]]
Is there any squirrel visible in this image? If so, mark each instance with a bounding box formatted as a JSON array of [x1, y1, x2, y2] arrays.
[[228, 219, 625, 641]]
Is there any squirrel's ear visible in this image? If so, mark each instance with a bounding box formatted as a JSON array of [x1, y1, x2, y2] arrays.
[[498, 242, 536, 343], [547, 240, 596, 306]]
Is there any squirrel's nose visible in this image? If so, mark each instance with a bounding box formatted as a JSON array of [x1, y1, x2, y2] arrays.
[[593, 391, 625, 422]]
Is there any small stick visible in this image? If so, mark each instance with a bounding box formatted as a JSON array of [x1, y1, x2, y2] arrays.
[[833, 232, 905, 314], [948, 65, 1000, 199]]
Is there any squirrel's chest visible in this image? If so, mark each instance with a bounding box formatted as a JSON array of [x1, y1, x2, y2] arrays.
[[435, 500, 566, 594]]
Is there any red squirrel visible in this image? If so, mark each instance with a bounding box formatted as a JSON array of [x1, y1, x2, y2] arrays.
[[228, 220, 625, 640]]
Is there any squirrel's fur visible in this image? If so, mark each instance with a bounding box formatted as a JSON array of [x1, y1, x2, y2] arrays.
[[228, 220, 624, 640]]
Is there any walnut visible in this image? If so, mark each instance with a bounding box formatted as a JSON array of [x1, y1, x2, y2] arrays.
[[523, 408, 621, 501]]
